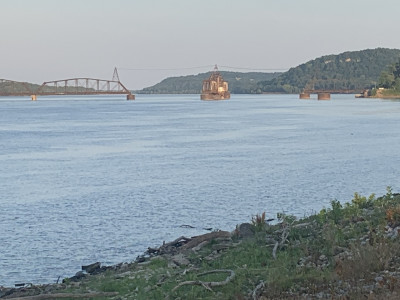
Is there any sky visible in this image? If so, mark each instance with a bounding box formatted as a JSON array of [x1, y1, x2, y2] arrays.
[[1, 0, 400, 90]]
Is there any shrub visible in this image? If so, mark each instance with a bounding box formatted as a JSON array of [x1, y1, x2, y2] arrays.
[[252, 212, 267, 232], [386, 205, 400, 227], [351, 192, 375, 209], [329, 200, 343, 225]]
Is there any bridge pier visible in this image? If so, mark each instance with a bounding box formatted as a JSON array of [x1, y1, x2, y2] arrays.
[[299, 92, 310, 99], [126, 94, 135, 100], [317, 93, 331, 100], [31, 95, 37, 101]]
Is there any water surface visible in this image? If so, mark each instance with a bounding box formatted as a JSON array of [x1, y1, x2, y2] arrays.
[[0, 94, 399, 286]]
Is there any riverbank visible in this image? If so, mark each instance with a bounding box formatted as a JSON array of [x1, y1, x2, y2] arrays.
[[2, 189, 400, 299], [359, 88, 400, 99]]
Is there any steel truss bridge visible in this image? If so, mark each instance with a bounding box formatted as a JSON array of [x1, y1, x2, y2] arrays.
[[0, 75, 135, 100], [303, 89, 357, 94]]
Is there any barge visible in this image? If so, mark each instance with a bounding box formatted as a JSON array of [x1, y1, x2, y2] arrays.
[[200, 65, 230, 100]]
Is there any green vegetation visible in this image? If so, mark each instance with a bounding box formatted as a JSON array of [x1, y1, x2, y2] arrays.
[[137, 71, 281, 94], [377, 58, 400, 89], [258, 48, 400, 93], [7, 188, 400, 299], [0, 81, 95, 95], [369, 58, 400, 98], [0, 81, 41, 95]]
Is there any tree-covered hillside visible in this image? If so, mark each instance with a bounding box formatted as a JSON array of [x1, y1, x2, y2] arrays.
[[0, 81, 41, 95], [258, 48, 400, 93], [137, 71, 281, 94], [0, 81, 98, 95], [377, 58, 400, 89]]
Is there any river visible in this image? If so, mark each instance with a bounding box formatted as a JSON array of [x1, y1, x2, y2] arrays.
[[0, 94, 399, 286]]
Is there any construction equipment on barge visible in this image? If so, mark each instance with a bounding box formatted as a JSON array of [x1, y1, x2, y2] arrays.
[[200, 65, 230, 100]]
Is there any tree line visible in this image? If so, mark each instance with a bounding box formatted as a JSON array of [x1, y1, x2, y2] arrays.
[[378, 58, 400, 90], [257, 48, 400, 93]]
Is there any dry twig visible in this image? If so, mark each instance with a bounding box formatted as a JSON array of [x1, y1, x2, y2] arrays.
[[251, 280, 265, 300], [172, 269, 235, 292], [272, 223, 290, 259]]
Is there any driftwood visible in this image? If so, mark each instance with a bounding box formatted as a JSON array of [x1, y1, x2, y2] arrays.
[[182, 231, 231, 250], [146, 231, 231, 256], [272, 223, 290, 260], [272, 241, 279, 260], [12, 292, 119, 299], [163, 236, 192, 248], [251, 280, 265, 300], [172, 269, 235, 292], [147, 236, 192, 255], [292, 222, 311, 228]]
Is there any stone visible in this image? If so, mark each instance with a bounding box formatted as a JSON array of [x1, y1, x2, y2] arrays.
[[68, 271, 86, 282], [82, 262, 101, 274], [236, 223, 255, 239], [135, 255, 146, 263], [375, 276, 384, 286], [172, 253, 190, 266], [168, 261, 179, 269], [192, 240, 209, 252]]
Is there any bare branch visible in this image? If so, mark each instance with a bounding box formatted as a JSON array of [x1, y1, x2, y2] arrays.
[[272, 241, 279, 260], [172, 269, 235, 292], [251, 280, 265, 300]]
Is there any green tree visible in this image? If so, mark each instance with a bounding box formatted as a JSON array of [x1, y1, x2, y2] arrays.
[[377, 58, 400, 89], [378, 70, 395, 88], [393, 59, 400, 80], [259, 48, 400, 93]]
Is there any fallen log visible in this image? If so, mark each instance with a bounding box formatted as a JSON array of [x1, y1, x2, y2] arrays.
[[182, 231, 231, 250]]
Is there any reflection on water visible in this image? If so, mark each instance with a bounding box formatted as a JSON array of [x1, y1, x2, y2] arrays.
[[0, 94, 399, 286]]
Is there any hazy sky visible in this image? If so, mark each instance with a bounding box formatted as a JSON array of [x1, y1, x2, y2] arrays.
[[1, 0, 399, 90]]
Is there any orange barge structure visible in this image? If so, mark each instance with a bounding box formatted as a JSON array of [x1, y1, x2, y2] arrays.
[[200, 65, 230, 100]]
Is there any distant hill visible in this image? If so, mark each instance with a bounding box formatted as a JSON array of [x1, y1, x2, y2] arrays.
[[137, 71, 282, 94], [258, 48, 400, 93], [0, 80, 99, 95], [0, 81, 41, 95]]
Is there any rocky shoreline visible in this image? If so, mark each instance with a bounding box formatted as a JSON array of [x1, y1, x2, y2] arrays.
[[2, 191, 400, 299]]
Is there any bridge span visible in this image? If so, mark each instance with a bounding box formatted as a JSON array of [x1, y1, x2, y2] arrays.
[[299, 89, 361, 100], [33, 77, 135, 100], [0, 69, 135, 100]]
